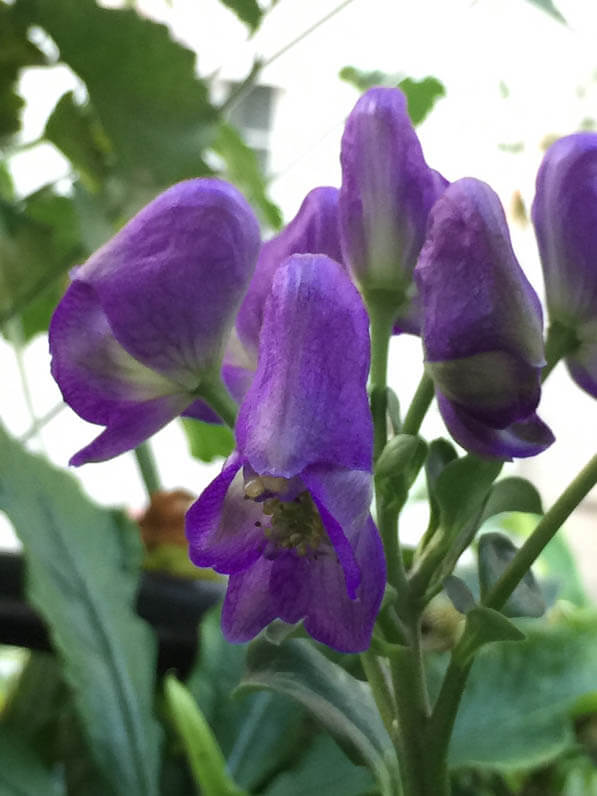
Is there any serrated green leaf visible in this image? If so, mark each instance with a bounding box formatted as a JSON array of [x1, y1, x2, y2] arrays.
[[398, 76, 446, 125], [182, 417, 235, 463], [23, 0, 217, 184], [45, 91, 112, 189], [480, 477, 543, 525], [240, 638, 398, 793], [445, 611, 597, 769], [164, 675, 246, 796], [219, 0, 263, 33], [478, 532, 545, 618], [0, 730, 65, 795], [213, 122, 282, 230], [0, 425, 162, 796]]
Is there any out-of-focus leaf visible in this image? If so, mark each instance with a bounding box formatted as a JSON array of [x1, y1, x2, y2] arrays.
[[480, 477, 543, 525], [21, 0, 217, 184], [164, 675, 246, 796], [0, 188, 83, 339], [443, 610, 597, 770], [240, 637, 398, 792], [398, 76, 446, 125], [0, 424, 162, 796], [0, 160, 14, 200], [45, 91, 112, 189], [182, 417, 235, 463], [0, 0, 46, 141], [263, 734, 375, 796], [186, 606, 305, 792], [219, 0, 263, 32], [525, 0, 566, 24], [478, 532, 545, 618], [339, 67, 445, 125], [0, 731, 65, 795], [213, 122, 282, 229]]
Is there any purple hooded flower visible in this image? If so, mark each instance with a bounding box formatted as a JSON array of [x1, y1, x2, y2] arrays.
[[532, 133, 597, 397], [184, 186, 344, 424], [50, 179, 260, 465], [186, 254, 385, 652], [339, 87, 447, 333], [415, 178, 554, 459]]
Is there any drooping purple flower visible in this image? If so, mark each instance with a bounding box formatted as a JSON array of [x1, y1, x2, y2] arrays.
[[186, 254, 385, 652], [183, 186, 344, 424], [532, 133, 597, 397], [50, 179, 260, 465], [415, 178, 554, 459], [339, 86, 447, 333]]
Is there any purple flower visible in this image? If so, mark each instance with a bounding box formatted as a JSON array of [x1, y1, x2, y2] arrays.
[[339, 87, 447, 333], [415, 178, 554, 459], [50, 179, 260, 465], [184, 186, 344, 424], [532, 133, 597, 397], [186, 254, 385, 652]]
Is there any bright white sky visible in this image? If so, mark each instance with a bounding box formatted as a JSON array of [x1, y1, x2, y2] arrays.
[[2, 0, 597, 564]]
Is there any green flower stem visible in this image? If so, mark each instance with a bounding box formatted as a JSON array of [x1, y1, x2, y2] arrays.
[[428, 452, 597, 777], [134, 442, 161, 496], [197, 379, 239, 429], [542, 321, 579, 382], [401, 371, 434, 436], [360, 649, 399, 746]]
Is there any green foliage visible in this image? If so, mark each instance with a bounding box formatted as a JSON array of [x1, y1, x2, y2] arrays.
[[478, 532, 545, 618], [0, 425, 162, 796], [18, 0, 217, 185], [456, 606, 526, 664], [479, 477, 543, 525], [182, 417, 236, 463], [241, 637, 398, 793], [445, 610, 597, 770], [164, 675, 246, 796], [213, 122, 283, 229], [0, 730, 65, 795], [375, 433, 427, 510], [339, 66, 446, 125], [219, 0, 264, 33]]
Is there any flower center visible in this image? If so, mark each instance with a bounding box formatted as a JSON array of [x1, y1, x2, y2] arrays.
[[243, 477, 329, 557]]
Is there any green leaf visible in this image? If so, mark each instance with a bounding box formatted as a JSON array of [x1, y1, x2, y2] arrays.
[[219, 0, 263, 33], [182, 417, 235, 463], [478, 532, 545, 618], [22, 0, 217, 184], [263, 734, 375, 796], [0, 731, 65, 795], [45, 91, 112, 189], [480, 477, 543, 525], [456, 606, 525, 664], [525, 0, 566, 24], [0, 425, 162, 796], [339, 65, 403, 93], [375, 433, 427, 509], [213, 122, 282, 229], [164, 675, 246, 796], [443, 575, 476, 615], [398, 76, 446, 125], [0, 189, 83, 338], [240, 637, 398, 792], [186, 606, 305, 792], [446, 610, 597, 769]]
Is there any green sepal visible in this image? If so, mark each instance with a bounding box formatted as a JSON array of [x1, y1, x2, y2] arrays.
[[478, 532, 546, 618]]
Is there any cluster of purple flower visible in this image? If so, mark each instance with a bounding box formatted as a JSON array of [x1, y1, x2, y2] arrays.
[[49, 87, 597, 651]]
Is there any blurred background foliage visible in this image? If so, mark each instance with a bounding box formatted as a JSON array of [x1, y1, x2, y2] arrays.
[[2, 1, 597, 795]]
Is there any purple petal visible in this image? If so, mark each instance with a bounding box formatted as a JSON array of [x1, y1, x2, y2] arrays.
[[302, 517, 385, 652], [236, 254, 372, 477], [270, 553, 311, 625], [416, 178, 545, 368], [436, 392, 555, 460], [70, 392, 191, 465], [532, 133, 597, 325], [185, 454, 266, 574], [75, 179, 260, 387], [339, 87, 446, 293], [221, 556, 278, 644], [567, 335, 597, 398], [236, 186, 343, 357]]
